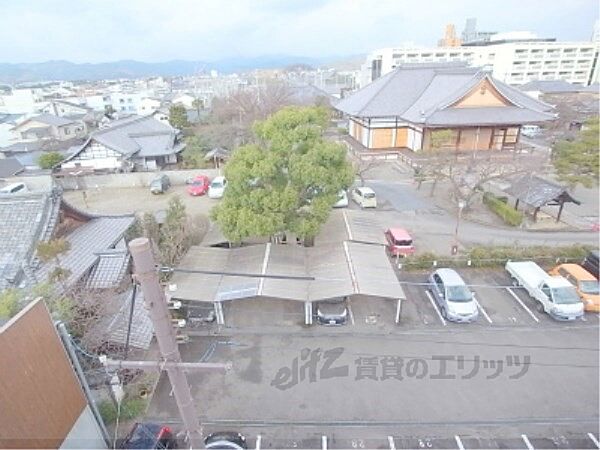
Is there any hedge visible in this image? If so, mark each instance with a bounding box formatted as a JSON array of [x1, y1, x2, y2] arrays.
[[401, 244, 592, 271], [483, 192, 523, 226]]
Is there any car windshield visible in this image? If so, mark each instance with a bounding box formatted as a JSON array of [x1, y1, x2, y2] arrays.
[[552, 286, 581, 304], [363, 192, 375, 199], [579, 280, 600, 295], [211, 181, 223, 188], [192, 179, 205, 185], [394, 239, 412, 246], [446, 285, 472, 302]]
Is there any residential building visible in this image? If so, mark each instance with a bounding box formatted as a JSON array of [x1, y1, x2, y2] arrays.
[[0, 88, 45, 115], [10, 113, 87, 143], [0, 157, 25, 178], [438, 24, 461, 47], [360, 32, 600, 88], [336, 63, 555, 152], [461, 18, 497, 45], [0, 112, 24, 147], [138, 96, 162, 115], [0, 299, 107, 449], [60, 115, 185, 171], [0, 187, 135, 293]]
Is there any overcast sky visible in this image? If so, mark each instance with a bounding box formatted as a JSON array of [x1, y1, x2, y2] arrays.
[[0, 0, 598, 63]]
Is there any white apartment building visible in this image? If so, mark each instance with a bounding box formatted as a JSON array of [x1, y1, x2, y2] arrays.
[[360, 33, 600, 88]]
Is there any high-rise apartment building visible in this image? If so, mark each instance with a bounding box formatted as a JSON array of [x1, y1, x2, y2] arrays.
[[360, 29, 600, 88]]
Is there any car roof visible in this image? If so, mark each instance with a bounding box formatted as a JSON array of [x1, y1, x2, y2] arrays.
[[556, 263, 597, 281], [356, 186, 375, 194], [435, 268, 466, 286], [212, 175, 225, 182], [387, 228, 412, 240]]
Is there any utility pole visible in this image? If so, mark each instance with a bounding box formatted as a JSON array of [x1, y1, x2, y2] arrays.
[[123, 237, 229, 449]]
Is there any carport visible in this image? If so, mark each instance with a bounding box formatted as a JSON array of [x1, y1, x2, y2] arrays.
[[168, 240, 405, 326]]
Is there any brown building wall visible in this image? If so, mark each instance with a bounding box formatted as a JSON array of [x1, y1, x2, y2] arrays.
[[0, 300, 86, 449], [458, 128, 493, 150], [395, 128, 408, 147], [452, 79, 511, 108], [371, 128, 394, 149]]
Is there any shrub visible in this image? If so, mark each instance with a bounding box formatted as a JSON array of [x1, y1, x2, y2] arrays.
[[38, 152, 64, 169], [483, 192, 523, 226]]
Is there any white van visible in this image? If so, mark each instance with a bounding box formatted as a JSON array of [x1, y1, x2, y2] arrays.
[[351, 186, 377, 208], [0, 182, 28, 194]]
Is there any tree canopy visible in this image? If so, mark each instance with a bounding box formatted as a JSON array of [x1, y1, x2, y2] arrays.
[[552, 117, 599, 188], [38, 151, 64, 169], [181, 135, 210, 168], [212, 106, 354, 244], [169, 104, 189, 129]]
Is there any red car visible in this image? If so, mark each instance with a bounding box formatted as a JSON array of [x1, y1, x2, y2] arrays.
[[187, 175, 210, 196], [385, 227, 415, 257]]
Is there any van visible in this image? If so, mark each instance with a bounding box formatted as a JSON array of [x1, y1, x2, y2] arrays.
[[149, 174, 170, 194], [384, 227, 415, 257], [581, 250, 599, 279], [549, 263, 600, 312], [0, 182, 28, 194], [351, 186, 377, 208]]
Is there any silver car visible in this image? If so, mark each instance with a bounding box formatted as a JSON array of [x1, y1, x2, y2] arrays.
[[428, 268, 478, 323]]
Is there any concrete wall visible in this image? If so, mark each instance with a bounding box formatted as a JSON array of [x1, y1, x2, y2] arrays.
[[59, 405, 107, 449], [1, 174, 53, 191], [56, 168, 221, 190]]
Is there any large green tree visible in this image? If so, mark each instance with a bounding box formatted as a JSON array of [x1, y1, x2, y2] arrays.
[[169, 104, 189, 129], [552, 117, 599, 188], [212, 106, 354, 245], [38, 151, 64, 169], [181, 135, 209, 168]]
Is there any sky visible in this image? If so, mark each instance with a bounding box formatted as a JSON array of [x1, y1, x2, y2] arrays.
[[0, 0, 598, 64]]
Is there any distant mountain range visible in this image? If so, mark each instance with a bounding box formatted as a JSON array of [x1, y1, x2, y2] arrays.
[[0, 55, 364, 84]]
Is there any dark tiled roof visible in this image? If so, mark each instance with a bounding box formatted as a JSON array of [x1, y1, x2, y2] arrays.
[[36, 214, 135, 288], [335, 63, 555, 125], [85, 250, 131, 289], [503, 175, 579, 208], [519, 80, 581, 94], [0, 190, 62, 291], [14, 113, 76, 129], [0, 157, 25, 177]]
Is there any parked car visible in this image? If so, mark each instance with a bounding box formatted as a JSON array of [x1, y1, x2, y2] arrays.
[[581, 250, 599, 279], [187, 175, 210, 196], [150, 174, 170, 194], [333, 190, 349, 208], [549, 263, 600, 312], [351, 186, 377, 208], [384, 227, 415, 257], [204, 431, 247, 449], [121, 422, 176, 449], [428, 268, 478, 323], [521, 124, 541, 138], [0, 182, 28, 195], [208, 176, 227, 199], [505, 261, 583, 321], [316, 297, 348, 326]]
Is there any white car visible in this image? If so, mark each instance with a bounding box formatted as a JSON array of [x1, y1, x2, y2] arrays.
[[351, 186, 377, 208], [208, 176, 227, 199], [333, 190, 348, 208], [428, 268, 479, 323]]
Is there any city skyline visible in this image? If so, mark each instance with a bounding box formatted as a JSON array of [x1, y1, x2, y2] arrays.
[[0, 0, 598, 64]]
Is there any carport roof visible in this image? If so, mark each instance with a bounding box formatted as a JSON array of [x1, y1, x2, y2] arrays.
[[169, 241, 404, 303]]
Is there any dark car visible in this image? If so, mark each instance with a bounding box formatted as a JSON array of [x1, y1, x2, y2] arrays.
[[121, 422, 176, 449], [582, 250, 599, 279], [316, 297, 348, 326], [204, 431, 247, 449], [150, 174, 171, 194]]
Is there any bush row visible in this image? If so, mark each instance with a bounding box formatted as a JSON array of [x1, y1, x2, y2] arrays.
[[483, 192, 523, 226], [401, 244, 592, 270]]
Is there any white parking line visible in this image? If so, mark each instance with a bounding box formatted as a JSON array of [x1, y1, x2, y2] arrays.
[[255, 434, 262, 450], [506, 288, 540, 323], [473, 295, 493, 324], [348, 304, 355, 325], [588, 432, 600, 448], [321, 435, 327, 450], [454, 435, 465, 450], [425, 290, 447, 326], [387, 435, 396, 450], [521, 434, 534, 450]]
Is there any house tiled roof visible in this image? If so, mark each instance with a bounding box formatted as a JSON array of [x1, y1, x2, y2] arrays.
[[85, 250, 131, 289], [503, 175, 580, 208], [14, 113, 75, 129], [65, 115, 183, 162], [519, 80, 581, 94], [335, 63, 556, 125], [0, 157, 25, 177], [0, 190, 62, 291], [36, 214, 135, 288]]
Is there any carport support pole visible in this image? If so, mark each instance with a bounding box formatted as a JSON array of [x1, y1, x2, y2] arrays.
[[395, 299, 402, 324], [305, 302, 313, 325], [214, 301, 225, 325], [129, 238, 203, 449]]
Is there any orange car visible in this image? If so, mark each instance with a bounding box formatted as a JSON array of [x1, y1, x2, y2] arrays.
[[549, 263, 600, 312]]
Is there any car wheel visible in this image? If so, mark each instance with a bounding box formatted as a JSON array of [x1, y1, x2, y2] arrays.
[[536, 302, 544, 313], [440, 306, 447, 319]]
